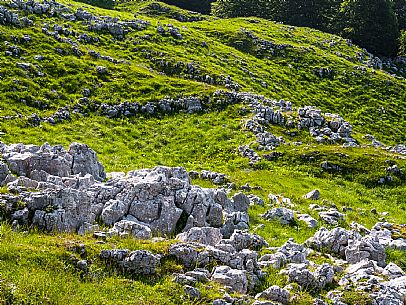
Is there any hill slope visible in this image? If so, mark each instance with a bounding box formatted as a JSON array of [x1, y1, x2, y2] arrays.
[[0, 1, 405, 304]]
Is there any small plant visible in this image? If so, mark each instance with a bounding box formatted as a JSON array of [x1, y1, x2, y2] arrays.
[[341, 291, 373, 305]]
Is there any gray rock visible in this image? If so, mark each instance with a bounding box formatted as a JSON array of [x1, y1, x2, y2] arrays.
[[232, 193, 250, 213], [345, 236, 386, 267], [125, 251, 160, 275], [68, 142, 105, 181], [96, 66, 108, 74], [78, 222, 100, 235], [227, 231, 268, 251], [262, 207, 294, 224], [314, 263, 335, 289], [183, 285, 201, 300], [255, 285, 290, 304], [108, 219, 152, 239], [284, 264, 317, 288], [77, 260, 88, 272], [0, 161, 10, 185], [100, 199, 129, 226], [382, 262, 406, 279], [297, 214, 318, 228], [277, 239, 310, 264], [11, 208, 29, 224], [177, 227, 223, 246], [247, 194, 264, 206], [303, 190, 320, 200], [169, 243, 200, 269], [306, 227, 357, 257], [258, 252, 287, 269], [221, 211, 250, 238], [185, 268, 210, 283], [213, 299, 231, 305], [318, 209, 344, 225], [174, 274, 197, 286], [211, 266, 248, 293]]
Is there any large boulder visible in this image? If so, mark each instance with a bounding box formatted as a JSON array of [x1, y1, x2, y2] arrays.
[[68, 142, 105, 181], [306, 227, 359, 257], [303, 189, 320, 200], [1, 142, 105, 180], [345, 236, 386, 267], [0, 161, 10, 185]]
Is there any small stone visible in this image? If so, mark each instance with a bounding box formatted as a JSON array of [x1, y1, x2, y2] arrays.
[[303, 190, 320, 200]]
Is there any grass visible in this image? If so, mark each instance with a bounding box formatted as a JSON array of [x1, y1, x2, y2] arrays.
[[0, 0, 405, 303], [0, 224, 224, 304]]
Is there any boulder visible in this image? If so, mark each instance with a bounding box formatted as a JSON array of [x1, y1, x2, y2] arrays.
[[232, 193, 249, 213], [284, 264, 317, 288], [345, 236, 386, 267], [277, 239, 310, 264], [227, 231, 268, 251], [297, 214, 318, 228], [211, 266, 248, 293], [123, 250, 161, 275], [247, 194, 264, 206], [108, 219, 152, 239], [68, 142, 105, 181], [183, 285, 201, 300], [314, 263, 335, 289], [185, 268, 210, 283], [306, 227, 357, 257], [0, 161, 10, 184], [262, 207, 294, 224], [382, 262, 405, 279], [318, 209, 344, 225], [169, 243, 200, 269], [303, 190, 320, 200], [255, 285, 290, 304]]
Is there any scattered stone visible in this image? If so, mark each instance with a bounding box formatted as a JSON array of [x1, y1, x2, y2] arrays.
[[303, 189, 320, 200], [255, 285, 290, 304], [211, 266, 248, 293], [184, 285, 201, 300], [262, 207, 294, 225], [100, 249, 160, 275], [318, 209, 344, 225], [297, 214, 318, 228]]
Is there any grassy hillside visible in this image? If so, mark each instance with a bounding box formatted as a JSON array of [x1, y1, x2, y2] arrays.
[[0, 0, 405, 304]]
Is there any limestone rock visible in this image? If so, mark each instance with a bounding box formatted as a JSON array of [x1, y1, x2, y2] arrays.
[[303, 189, 320, 200], [262, 207, 294, 224], [345, 236, 386, 267], [306, 227, 358, 257], [255, 285, 290, 304], [297, 214, 318, 228], [177, 227, 223, 246], [211, 266, 248, 293]]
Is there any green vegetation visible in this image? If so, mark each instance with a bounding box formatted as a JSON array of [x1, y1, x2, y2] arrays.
[[339, 0, 399, 56], [212, 0, 405, 56], [0, 0, 405, 303], [0, 224, 224, 304]]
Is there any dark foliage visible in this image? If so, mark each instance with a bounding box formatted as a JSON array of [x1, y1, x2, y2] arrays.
[[211, 0, 403, 56], [160, 0, 214, 14]]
